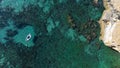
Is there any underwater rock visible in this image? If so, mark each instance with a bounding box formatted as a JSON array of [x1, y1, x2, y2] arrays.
[[0, 22, 8, 29], [99, 0, 120, 52], [6, 29, 18, 37], [14, 23, 29, 29]]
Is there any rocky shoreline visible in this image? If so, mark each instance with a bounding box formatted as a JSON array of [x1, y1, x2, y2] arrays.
[[99, 0, 120, 52]]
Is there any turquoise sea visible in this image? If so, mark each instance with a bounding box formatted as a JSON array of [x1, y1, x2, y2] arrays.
[[0, 0, 120, 68]]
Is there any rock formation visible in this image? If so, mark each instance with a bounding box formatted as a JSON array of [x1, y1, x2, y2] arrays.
[[99, 0, 120, 52]]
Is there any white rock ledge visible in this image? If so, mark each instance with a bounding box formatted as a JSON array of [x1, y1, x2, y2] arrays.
[[99, 0, 120, 52]]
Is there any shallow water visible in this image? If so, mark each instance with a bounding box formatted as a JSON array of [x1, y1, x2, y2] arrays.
[[0, 0, 119, 68]]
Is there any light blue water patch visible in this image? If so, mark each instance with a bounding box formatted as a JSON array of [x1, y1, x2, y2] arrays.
[[46, 17, 55, 33], [76, 0, 80, 3], [38, 0, 54, 13], [0, 0, 36, 13], [0, 28, 7, 43], [46, 17, 60, 34], [13, 26, 35, 47], [65, 28, 77, 40], [0, 19, 35, 47], [79, 35, 87, 42], [59, 0, 67, 3]]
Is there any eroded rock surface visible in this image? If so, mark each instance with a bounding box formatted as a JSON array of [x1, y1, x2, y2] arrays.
[[99, 0, 120, 52]]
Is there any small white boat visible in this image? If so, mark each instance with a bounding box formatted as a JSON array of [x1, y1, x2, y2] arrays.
[[25, 33, 31, 41]]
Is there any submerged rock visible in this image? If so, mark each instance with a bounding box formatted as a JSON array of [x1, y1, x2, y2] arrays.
[[6, 29, 18, 37]]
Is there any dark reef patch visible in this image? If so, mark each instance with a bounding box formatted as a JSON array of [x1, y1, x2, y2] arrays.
[[6, 29, 18, 37]]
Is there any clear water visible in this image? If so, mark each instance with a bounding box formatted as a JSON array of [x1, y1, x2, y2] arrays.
[[0, 0, 119, 68]]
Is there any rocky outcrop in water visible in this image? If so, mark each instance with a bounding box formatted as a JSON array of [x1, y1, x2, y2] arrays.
[[99, 0, 120, 52]]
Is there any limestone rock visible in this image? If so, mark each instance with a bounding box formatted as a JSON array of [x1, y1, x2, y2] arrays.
[[99, 0, 120, 52]]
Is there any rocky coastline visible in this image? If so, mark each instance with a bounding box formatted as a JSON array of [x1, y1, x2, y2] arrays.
[[99, 0, 120, 52]]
